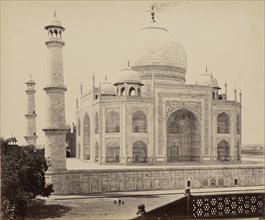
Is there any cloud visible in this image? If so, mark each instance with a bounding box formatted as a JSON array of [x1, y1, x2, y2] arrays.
[[146, 1, 185, 13]]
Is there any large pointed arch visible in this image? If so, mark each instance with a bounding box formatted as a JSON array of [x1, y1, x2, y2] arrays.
[[95, 112, 99, 133], [77, 118, 81, 136], [237, 114, 240, 134], [237, 140, 240, 161], [83, 113, 90, 159], [167, 108, 200, 161], [95, 141, 99, 162]]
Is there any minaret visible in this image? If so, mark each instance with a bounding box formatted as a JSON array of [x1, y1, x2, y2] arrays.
[[24, 75, 37, 146], [43, 11, 67, 170]]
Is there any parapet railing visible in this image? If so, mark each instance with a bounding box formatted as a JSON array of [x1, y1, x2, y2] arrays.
[[135, 191, 265, 219], [191, 193, 264, 219]]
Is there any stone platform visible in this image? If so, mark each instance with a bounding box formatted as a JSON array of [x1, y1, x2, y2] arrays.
[[45, 157, 264, 195]]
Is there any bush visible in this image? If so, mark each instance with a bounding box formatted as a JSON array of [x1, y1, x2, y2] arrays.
[[1, 138, 54, 219]]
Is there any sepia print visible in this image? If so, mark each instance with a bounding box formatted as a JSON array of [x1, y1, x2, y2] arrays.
[[1, 1, 264, 219]]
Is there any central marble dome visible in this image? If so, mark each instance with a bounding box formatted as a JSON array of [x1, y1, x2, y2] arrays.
[[130, 18, 187, 84]]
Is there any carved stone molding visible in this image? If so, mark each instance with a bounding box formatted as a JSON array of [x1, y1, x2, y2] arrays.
[[131, 106, 149, 112], [128, 106, 149, 117], [105, 137, 120, 145], [216, 136, 231, 145], [166, 101, 201, 119], [130, 136, 149, 145], [214, 110, 231, 117], [105, 107, 120, 115]]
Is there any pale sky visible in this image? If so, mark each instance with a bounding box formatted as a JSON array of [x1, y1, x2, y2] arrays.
[[1, 1, 264, 145]]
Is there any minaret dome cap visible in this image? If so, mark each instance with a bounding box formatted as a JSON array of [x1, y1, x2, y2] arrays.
[[44, 11, 65, 31], [25, 75, 36, 84]]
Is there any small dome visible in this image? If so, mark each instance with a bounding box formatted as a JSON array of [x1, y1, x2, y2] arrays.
[[25, 75, 35, 84], [101, 79, 116, 95], [65, 123, 71, 130], [201, 77, 221, 89], [114, 67, 143, 85], [44, 13, 65, 30], [212, 78, 220, 88], [49, 16, 62, 27]]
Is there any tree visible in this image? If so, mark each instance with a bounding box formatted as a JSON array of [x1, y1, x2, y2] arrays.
[[1, 138, 53, 219]]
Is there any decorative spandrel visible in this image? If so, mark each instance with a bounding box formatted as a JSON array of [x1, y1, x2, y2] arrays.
[[166, 101, 201, 119]]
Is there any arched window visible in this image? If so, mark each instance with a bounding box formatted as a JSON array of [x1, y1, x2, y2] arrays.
[[105, 110, 120, 133], [217, 140, 230, 161], [83, 113, 90, 159], [77, 118, 81, 136], [52, 29, 57, 38], [129, 87, 136, 96], [237, 114, 240, 134], [106, 141, 120, 163], [120, 87, 125, 96], [54, 29, 58, 37], [95, 141, 99, 162], [169, 121, 179, 134], [95, 112, 99, 133], [132, 110, 147, 133], [77, 142, 81, 158], [237, 141, 240, 161], [132, 140, 147, 163], [217, 112, 230, 133]]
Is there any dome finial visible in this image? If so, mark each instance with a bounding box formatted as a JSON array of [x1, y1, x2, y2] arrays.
[[151, 5, 156, 22], [54, 10, 56, 17], [128, 60, 130, 67], [105, 76, 107, 81]]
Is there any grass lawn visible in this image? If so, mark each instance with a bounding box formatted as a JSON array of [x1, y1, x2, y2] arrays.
[[26, 193, 183, 219]]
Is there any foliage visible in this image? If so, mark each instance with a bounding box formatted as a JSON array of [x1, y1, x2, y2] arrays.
[[1, 138, 54, 219]]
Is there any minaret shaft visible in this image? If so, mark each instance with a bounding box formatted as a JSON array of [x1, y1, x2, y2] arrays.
[[24, 78, 37, 146], [43, 14, 67, 171]]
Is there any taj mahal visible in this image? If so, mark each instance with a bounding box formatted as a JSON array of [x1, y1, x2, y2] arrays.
[[76, 10, 242, 165], [37, 9, 263, 195]]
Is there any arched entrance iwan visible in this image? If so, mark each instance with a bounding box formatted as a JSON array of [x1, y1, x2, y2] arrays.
[[167, 108, 200, 161]]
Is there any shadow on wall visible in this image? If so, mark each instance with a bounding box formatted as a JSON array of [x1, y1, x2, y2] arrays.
[[133, 196, 188, 220], [26, 199, 71, 219]]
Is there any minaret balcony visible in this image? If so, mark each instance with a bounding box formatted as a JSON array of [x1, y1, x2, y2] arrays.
[[43, 85, 67, 92], [45, 39, 65, 46], [24, 113, 37, 117], [24, 135, 38, 139], [42, 127, 68, 134], [25, 89, 36, 93]]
